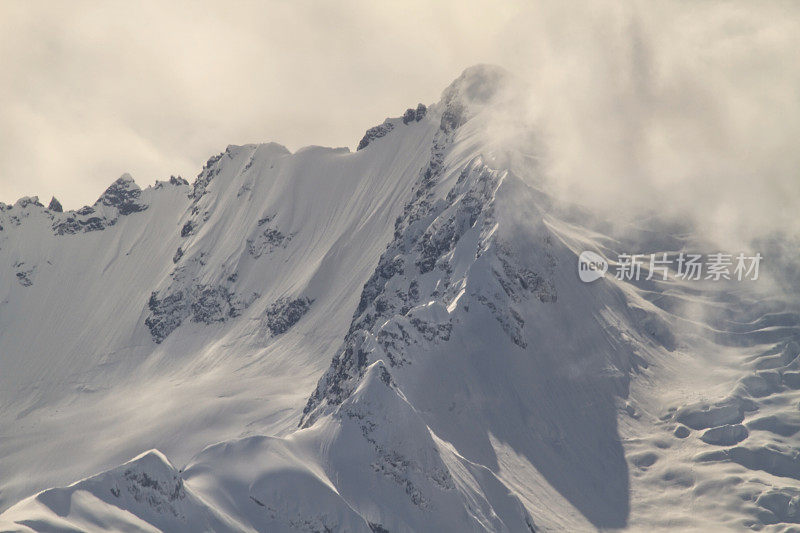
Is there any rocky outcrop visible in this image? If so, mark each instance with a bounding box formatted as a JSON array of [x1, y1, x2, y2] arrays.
[[301, 76, 556, 426], [246, 217, 292, 258], [145, 282, 253, 344], [51, 175, 149, 235], [14, 197, 43, 209], [3, 450, 240, 532], [265, 297, 313, 336], [47, 197, 63, 212], [180, 220, 194, 237], [190, 152, 225, 201], [53, 214, 114, 235], [359, 104, 428, 150], [14, 262, 34, 287], [357, 121, 395, 151], [402, 103, 427, 124], [145, 290, 186, 343], [97, 174, 148, 215], [144, 247, 257, 343]]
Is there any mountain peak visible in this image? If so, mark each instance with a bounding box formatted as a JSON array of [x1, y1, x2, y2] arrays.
[[96, 173, 147, 215], [47, 196, 63, 212], [439, 64, 513, 108], [3, 63, 796, 533], [98, 173, 140, 197], [13, 196, 43, 209]]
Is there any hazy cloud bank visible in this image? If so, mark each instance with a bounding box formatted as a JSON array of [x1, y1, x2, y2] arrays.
[[1, 0, 797, 254]]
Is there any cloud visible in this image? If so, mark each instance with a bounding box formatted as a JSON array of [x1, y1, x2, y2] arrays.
[[0, 0, 517, 208], [1, 0, 797, 257], [481, 0, 800, 250]]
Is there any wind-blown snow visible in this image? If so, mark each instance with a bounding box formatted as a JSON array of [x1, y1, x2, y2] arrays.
[[1, 65, 799, 532]]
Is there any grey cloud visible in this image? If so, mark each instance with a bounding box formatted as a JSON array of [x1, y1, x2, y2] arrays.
[[1, 0, 798, 257]]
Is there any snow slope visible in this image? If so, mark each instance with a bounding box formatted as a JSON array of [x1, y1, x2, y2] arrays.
[[2, 65, 799, 531], [0, 102, 437, 512]]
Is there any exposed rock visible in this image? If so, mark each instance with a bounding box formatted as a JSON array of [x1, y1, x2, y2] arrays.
[[190, 151, 224, 201], [181, 221, 194, 238], [14, 196, 43, 209], [121, 466, 186, 510], [265, 297, 313, 336], [15, 265, 34, 287], [246, 224, 292, 258], [473, 293, 527, 348], [302, 108, 556, 427], [191, 286, 240, 324], [155, 176, 190, 190], [47, 197, 63, 212], [357, 121, 395, 151], [53, 215, 114, 235], [145, 291, 186, 344], [145, 284, 251, 343], [97, 174, 148, 215], [440, 100, 466, 133], [409, 316, 452, 342], [402, 104, 427, 125], [333, 362, 456, 511], [303, 129, 465, 423], [495, 241, 557, 304], [51, 175, 149, 235]]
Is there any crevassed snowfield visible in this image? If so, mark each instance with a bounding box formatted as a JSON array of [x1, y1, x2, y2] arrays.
[[1, 66, 799, 532]]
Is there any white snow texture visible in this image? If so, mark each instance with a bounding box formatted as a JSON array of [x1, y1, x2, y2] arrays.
[[1, 65, 799, 532]]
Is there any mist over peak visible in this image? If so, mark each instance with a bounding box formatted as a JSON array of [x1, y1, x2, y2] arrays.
[[1, 4, 798, 532]]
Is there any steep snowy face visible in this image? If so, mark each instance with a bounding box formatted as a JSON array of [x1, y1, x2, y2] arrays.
[[0, 98, 439, 512], [2, 65, 800, 532], [294, 66, 642, 529]]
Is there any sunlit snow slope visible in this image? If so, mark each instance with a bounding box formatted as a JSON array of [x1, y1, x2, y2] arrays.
[[2, 66, 799, 532]]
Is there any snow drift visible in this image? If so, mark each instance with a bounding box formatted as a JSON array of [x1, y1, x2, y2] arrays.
[[1, 65, 799, 531]]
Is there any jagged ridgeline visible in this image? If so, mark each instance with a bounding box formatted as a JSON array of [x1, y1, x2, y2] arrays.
[[2, 65, 799, 532]]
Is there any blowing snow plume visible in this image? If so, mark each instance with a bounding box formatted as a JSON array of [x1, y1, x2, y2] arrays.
[[479, 1, 800, 259], [1, 3, 800, 532]]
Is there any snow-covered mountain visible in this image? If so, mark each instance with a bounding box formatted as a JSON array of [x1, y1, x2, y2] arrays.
[[1, 65, 799, 531]]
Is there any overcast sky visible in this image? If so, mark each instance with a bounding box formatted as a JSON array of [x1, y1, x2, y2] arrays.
[[1, 0, 798, 224], [0, 0, 524, 208]]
